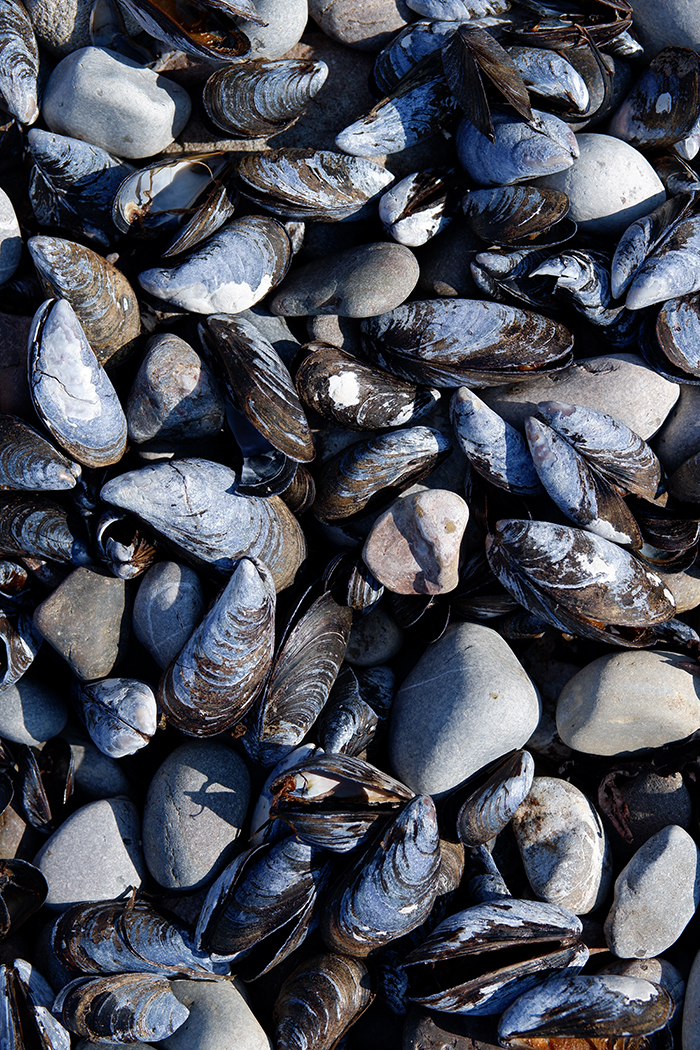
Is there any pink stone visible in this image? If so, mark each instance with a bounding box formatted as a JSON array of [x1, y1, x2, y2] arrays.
[[362, 488, 469, 595]]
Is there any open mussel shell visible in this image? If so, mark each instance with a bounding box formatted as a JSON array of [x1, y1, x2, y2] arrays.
[[273, 953, 374, 1050], [379, 167, 461, 247], [95, 511, 159, 580], [361, 300, 574, 387], [16, 737, 73, 833], [450, 387, 542, 496], [609, 46, 700, 151], [456, 750, 535, 847], [297, 343, 440, 431], [27, 236, 141, 367], [322, 793, 441, 956], [115, 0, 250, 61], [404, 898, 586, 1016], [0, 0, 39, 125], [245, 590, 352, 768], [655, 293, 700, 377], [0, 414, 81, 491], [611, 194, 693, 302], [53, 972, 190, 1043], [0, 493, 91, 566], [201, 314, 314, 462], [462, 186, 571, 247], [195, 838, 333, 977], [158, 557, 275, 737], [204, 60, 329, 138], [0, 610, 42, 690], [234, 149, 394, 221], [28, 299, 128, 469], [508, 44, 589, 115], [162, 174, 238, 258], [1, 961, 70, 1050], [625, 214, 700, 312], [73, 678, 157, 759], [139, 216, 292, 315], [316, 666, 381, 759], [0, 859, 48, 938], [112, 152, 233, 237], [486, 519, 677, 644], [314, 426, 452, 521], [498, 974, 673, 1046], [100, 458, 306, 590]]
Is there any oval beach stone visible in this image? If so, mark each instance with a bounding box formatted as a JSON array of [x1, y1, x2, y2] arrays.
[[160, 980, 272, 1050], [390, 621, 540, 796]]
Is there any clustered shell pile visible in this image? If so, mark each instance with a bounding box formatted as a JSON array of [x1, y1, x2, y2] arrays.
[[3, 0, 700, 1047]]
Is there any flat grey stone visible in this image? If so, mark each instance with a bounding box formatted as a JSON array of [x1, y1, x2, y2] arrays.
[[629, 0, 700, 55], [143, 741, 250, 890], [416, 219, 482, 299], [0, 673, 67, 747], [270, 243, 420, 318], [0, 188, 21, 285], [33, 568, 131, 682], [556, 651, 700, 756], [61, 726, 133, 801], [390, 622, 540, 797], [309, 0, 414, 50], [532, 134, 666, 237], [658, 563, 700, 614], [42, 47, 191, 159], [345, 604, 403, 667], [33, 797, 146, 910], [512, 776, 612, 915], [605, 771, 693, 860], [604, 825, 700, 958], [160, 980, 271, 1050], [133, 561, 205, 670], [481, 353, 679, 441]]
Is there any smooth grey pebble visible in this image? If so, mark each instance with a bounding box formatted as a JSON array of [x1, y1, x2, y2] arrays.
[[0, 673, 67, 747], [133, 561, 205, 670]]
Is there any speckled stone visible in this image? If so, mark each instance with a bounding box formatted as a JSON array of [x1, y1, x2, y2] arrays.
[[33, 797, 146, 910], [602, 770, 693, 862], [556, 651, 700, 756], [160, 980, 272, 1050], [658, 563, 700, 614], [133, 561, 205, 670], [33, 568, 131, 682], [481, 354, 679, 441], [0, 674, 67, 747], [390, 622, 540, 797], [512, 776, 612, 915], [532, 134, 666, 237], [0, 188, 21, 285], [308, 0, 414, 51], [42, 47, 192, 159], [142, 742, 251, 890], [363, 488, 469, 595], [25, 0, 142, 55], [238, 0, 308, 58], [604, 825, 700, 958], [345, 604, 404, 667], [270, 243, 419, 318]]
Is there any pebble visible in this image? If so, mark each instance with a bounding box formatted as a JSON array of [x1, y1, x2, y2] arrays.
[[363, 488, 469, 595], [236, 0, 308, 59], [160, 979, 272, 1050], [33, 567, 131, 681], [511, 776, 612, 915], [345, 603, 404, 666], [33, 796, 146, 910], [652, 383, 700, 474], [142, 741, 251, 890], [390, 621, 540, 797], [603, 770, 693, 859], [41, 47, 192, 159], [0, 673, 67, 747], [308, 0, 413, 51], [0, 805, 43, 861], [307, 314, 364, 356], [659, 562, 700, 614], [556, 650, 700, 755], [480, 353, 679, 441], [133, 561, 206, 670], [630, 0, 700, 55], [532, 133, 666, 238], [24, 0, 142, 55], [604, 824, 700, 958], [64, 731, 134, 801], [126, 333, 224, 445], [0, 188, 21, 285], [416, 219, 482, 299], [270, 242, 420, 318], [683, 947, 700, 1050]]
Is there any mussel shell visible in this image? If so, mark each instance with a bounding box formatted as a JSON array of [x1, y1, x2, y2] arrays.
[[0, 610, 42, 691], [139, 216, 292, 315], [508, 45, 589, 114], [321, 794, 441, 956], [313, 426, 452, 521], [53, 972, 190, 1043], [74, 678, 157, 758], [317, 666, 381, 758], [273, 953, 374, 1050], [0, 859, 48, 937], [457, 750, 535, 846], [27, 236, 141, 367], [162, 175, 238, 258], [296, 343, 440, 431], [379, 167, 460, 247], [361, 299, 574, 387], [201, 314, 314, 462], [498, 974, 673, 1044], [462, 186, 570, 246], [158, 556, 276, 737], [100, 458, 306, 591], [203, 60, 329, 137], [456, 109, 578, 188], [655, 293, 700, 377], [626, 215, 700, 311], [373, 20, 457, 95], [611, 194, 693, 301], [608, 46, 700, 150], [2, 962, 70, 1050], [234, 149, 394, 221], [115, 0, 250, 61], [28, 298, 128, 469], [450, 387, 542, 496], [0, 0, 39, 125], [0, 493, 91, 565], [0, 414, 80, 491]]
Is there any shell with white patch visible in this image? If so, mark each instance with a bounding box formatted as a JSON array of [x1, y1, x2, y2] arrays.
[[608, 46, 700, 151]]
